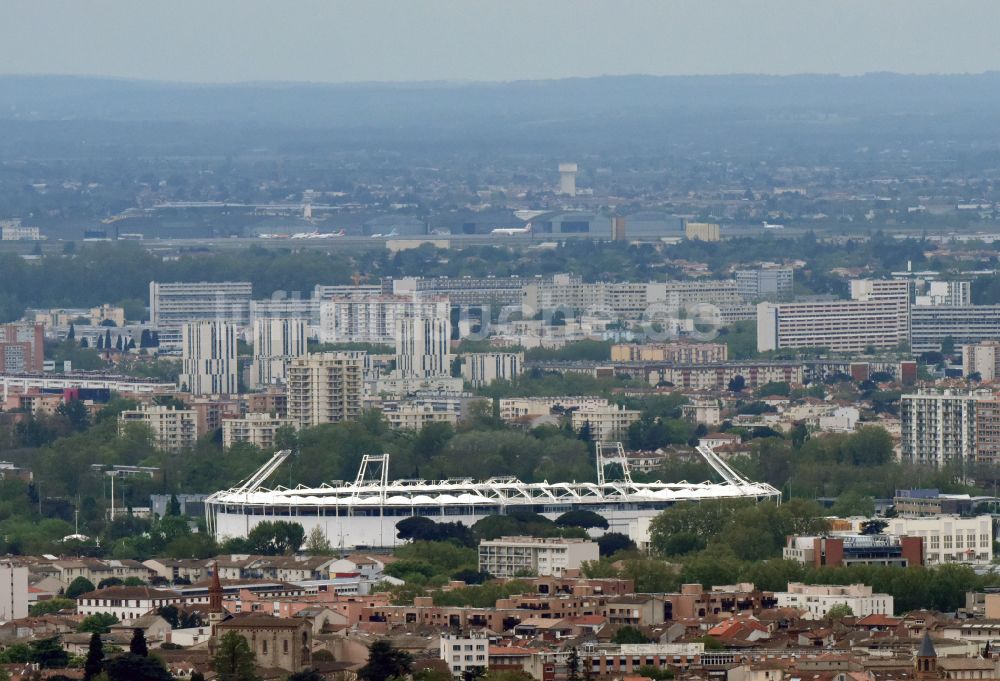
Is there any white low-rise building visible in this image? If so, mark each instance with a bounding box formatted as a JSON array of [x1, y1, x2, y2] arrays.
[[76, 586, 182, 622], [885, 515, 993, 565], [478, 536, 599, 578], [774, 582, 893, 620], [440, 631, 489, 676]]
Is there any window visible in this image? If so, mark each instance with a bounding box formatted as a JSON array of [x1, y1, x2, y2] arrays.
[[284, 640, 288, 654], [944, 535, 953, 549], [262, 641, 268, 655]]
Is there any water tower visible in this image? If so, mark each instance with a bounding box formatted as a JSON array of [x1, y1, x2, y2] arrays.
[[558, 163, 578, 196]]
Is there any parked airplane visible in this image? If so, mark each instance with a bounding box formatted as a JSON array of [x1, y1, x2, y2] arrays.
[[762, 221, 786, 230], [491, 223, 533, 236], [370, 229, 399, 239], [291, 229, 346, 239]]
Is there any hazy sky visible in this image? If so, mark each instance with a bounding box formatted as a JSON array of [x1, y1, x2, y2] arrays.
[[3, 0, 1000, 83]]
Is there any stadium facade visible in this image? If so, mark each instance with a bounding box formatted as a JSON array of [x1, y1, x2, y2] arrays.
[[205, 443, 780, 547]]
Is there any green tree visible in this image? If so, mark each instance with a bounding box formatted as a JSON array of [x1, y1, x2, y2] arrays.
[[30, 598, 76, 616], [612, 626, 649, 644], [246, 521, 305, 556], [130, 628, 148, 657], [555, 510, 609, 530], [66, 576, 97, 598], [358, 640, 413, 681], [213, 631, 260, 681], [826, 603, 854, 620], [84, 633, 104, 681], [30, 637, 70, 668], [78, 614, 119, 634], [304, 526, 333, 555], [104, 653, 172, 681]]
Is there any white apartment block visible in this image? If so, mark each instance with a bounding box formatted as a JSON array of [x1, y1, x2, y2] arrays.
[[757, 294, 909, 353], [910, 305, 1000, 354], [440, 631, 489, 676], [886, 515, 993, 565], [396, 317, 451, 379], [149, 281, 252, 347], [899, 389, 989, 467], [774, 582, 894, 620], [250, 298, 319, 340], [522, 275, 743, 320], [119, 405, 199, 452], [249, 318, 307, 388], [736, 267, 794, 301], [381, 403, 460, 431], [179, 321, 238, 395], [222, 413, 297, 450], [963, 341, 1000, 382], [286, 353, 364, 427], [648, 363, 804, 390], [499, 396, 610, 421], [0, 564, 28, 620], [318, 296, 449, 345], [478, 536, 600, 578], [460, 352, 523, 387], [570, 404, 641, 441], [915, 280, 972, 307]]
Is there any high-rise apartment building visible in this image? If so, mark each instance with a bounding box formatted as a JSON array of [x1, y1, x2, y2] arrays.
[[900, 389, 990, 468], [249, 318, 306, 388], [119, 404, 199, 452], [149, 281, 252, 347], [757, 280, 909, 353], [179, 322, 238, 395], [735, 267, 794, 301], [910, 306, 1000, 354], [914, 281, 972, 306], [975, 396, 1000, 467], [963, 341, 1000, 381], [0, 564, 28, 620], [318, 296, 449, 345], [460, 352, 523, 387], [396, 318, 451, 378], [0, 323, 44, 373], [286, 353, 364, 427]]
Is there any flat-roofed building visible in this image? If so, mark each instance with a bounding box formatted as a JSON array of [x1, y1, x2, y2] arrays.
[[736, 267, 794, 301], [222, 413, 297, 450], [886, 515, 993, 565], [179, 321, 238, 395], [570, 404, 641, 441], [461, 352, 523, 387], [900, 389, 989, 468], [963, 340, 1000, 381], [684, 222, 720, 242], [149, 281, 251, 348], [286, 353, 363, 428], [119, 405, 198, 452], [249, 318, 306, 388], [774, 582, 893, 620], [478, 536, 599, 577], [910, 305, 1000, 354], [0, 323, 44, 373], [757, 299, 908, 353], [611, 342, 727, 363]]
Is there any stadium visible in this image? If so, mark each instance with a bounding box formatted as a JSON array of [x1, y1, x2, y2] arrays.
[[205, 443, 781, 548]]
